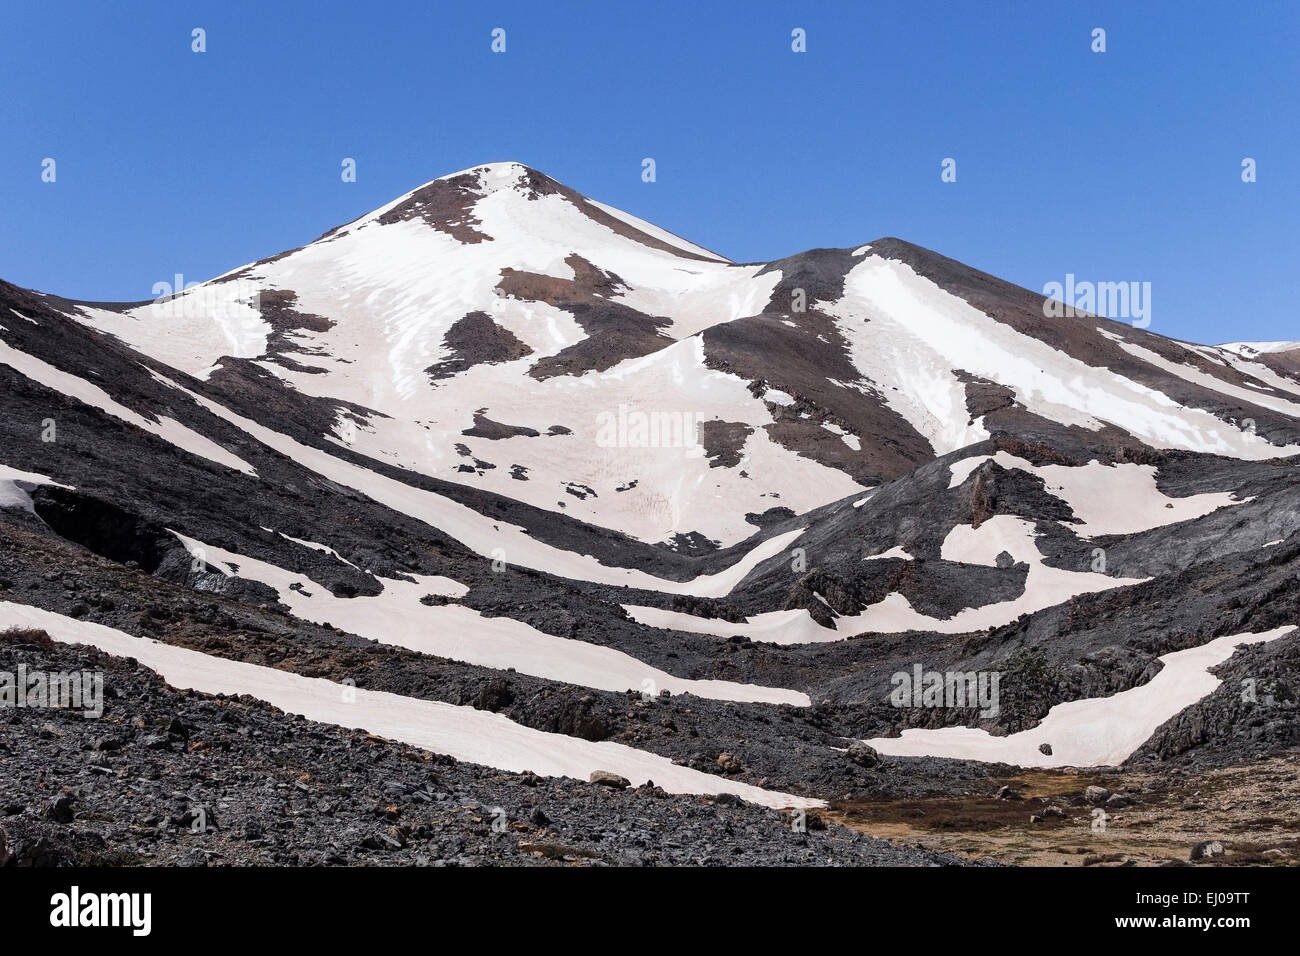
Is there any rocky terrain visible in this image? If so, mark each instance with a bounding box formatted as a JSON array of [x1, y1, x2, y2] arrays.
[[0, 629, 971, 867]]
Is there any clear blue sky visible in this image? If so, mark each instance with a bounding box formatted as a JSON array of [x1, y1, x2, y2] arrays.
[[2, 1, 1296, 344]]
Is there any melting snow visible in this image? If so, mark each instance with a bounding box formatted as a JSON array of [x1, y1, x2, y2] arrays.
[[172, 532, 809, 706], [0, 600, 818, 808], [947, 451, 1244, 535], [865, 627, 1295, 766], [0, 464, 72, 512], [0, 339, 256, 475]]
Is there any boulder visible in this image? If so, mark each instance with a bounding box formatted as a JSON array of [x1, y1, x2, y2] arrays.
[[846, 741, 880, 769], [1085, 785, 1111, 805]]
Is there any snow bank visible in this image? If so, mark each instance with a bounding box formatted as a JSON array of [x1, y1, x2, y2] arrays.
[[0, 600, 819, 808], [865, 627, 1295, 766]]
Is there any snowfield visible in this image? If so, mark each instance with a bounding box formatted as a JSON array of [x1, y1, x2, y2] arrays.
[[626, 517, 1146, 645], [947, 451, 1245, 535], [172, 374, 812, 596], [0, 464, 72, 512], [829, 257, 1299, 460]]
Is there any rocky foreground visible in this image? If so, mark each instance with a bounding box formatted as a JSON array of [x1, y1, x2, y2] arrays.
[[0, 629, 977, 867]]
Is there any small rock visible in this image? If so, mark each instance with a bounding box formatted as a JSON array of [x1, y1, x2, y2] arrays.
[[360, 833, 402, 852], [996, 785, 1019, 801], [1038, 742, 1053, 756], [1190, 840, 1225, 861], [1106, 792, 1133, 808], [1043, 806, 1066, 819], [589, 771, 630, 789], [45, 793, 76, 824], [528, 806, 550, 828], [1029, 814, 1044, 824], [803, 811, 827, 831], [995, 550, 1015, 569], [717, 753, 744, 774]]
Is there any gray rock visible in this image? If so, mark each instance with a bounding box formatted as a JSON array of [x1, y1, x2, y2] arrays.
[[45, 794, 76, 824], [1085, 785, 1111, 805], [846, 741, 880, 768], [1190, 840, 1225, 861], [589, 771, 631, 790]]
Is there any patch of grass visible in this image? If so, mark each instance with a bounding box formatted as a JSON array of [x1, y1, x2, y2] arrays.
[[836, 797, 1072, 832]]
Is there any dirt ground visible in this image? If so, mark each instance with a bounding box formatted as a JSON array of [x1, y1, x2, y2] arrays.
[[827, 753, 1300, 866]]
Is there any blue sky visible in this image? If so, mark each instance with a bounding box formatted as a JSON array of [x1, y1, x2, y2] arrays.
[[1, 0, 1295, 344]]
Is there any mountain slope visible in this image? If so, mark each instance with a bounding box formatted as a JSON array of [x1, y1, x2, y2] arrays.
[[40, 162, 1300, 551]]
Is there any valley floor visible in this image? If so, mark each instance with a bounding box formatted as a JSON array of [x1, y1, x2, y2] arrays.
[[829, 757, 1300, 867]]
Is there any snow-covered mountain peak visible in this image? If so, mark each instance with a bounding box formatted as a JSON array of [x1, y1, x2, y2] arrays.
[[12, 164, 1300, 549]]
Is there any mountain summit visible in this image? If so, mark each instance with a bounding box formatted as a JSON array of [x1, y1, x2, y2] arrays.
[[23, 163, 1300, 546]]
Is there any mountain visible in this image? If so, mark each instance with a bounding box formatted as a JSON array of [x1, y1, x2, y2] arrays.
[[2, 162, 1297, 866]]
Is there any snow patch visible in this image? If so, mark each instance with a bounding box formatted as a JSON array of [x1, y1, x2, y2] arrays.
[[866, 627, 1295, 766], [0, 339, 256, 475], [172, 533, 808, 706], [0, 600, 818, 808]]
